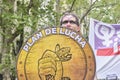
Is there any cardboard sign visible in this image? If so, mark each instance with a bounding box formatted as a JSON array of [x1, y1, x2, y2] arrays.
[[17, 27, 96, 80]]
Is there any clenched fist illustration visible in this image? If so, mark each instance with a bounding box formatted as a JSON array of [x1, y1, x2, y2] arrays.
[[38, 44, 72, 80]]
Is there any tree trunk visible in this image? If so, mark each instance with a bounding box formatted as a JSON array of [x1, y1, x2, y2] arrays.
[[1, 36, 11, 80], [0, 0, 2, 64], [0, 0, 15, 79], [55, 0, 60, 26], [2, 69, 11, 80]]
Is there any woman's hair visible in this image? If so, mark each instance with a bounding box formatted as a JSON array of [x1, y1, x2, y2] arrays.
[[60, 13, 80, 26]]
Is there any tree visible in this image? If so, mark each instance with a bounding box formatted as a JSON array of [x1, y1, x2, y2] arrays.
[[0, 0, 120, 80]]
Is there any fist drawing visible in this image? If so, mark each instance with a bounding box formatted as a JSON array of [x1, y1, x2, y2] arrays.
[[38, 44, 72, 80]]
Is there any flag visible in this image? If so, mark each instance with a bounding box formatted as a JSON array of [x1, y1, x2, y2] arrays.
[[89, 18, 120, 79]]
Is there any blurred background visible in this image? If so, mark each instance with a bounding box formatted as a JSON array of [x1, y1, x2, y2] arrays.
[[0, 0, 120, 80]]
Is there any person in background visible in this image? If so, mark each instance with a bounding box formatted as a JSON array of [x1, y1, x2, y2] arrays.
[[38, 12, 97, 80], [60, 12, 97, 80], [60, 13, 80, 32]]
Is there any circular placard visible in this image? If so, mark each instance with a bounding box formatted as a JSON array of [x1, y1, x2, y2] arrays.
[[16, 27, 96, 80]]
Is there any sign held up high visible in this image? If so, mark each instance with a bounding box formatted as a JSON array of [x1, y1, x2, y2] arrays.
[[17, 27, 95, 80]]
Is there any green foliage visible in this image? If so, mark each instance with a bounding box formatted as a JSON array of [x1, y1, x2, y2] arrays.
[[0, 53, 14, 71], [0, 64, 3, 73], [89, 0, 120, 23], [1, 0, 120, 79]]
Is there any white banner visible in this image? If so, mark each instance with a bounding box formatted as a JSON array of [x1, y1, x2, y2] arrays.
[[89, 18, 120, 79]]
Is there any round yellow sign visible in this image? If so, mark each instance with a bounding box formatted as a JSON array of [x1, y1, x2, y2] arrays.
[[16, 27, 96, 80]]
